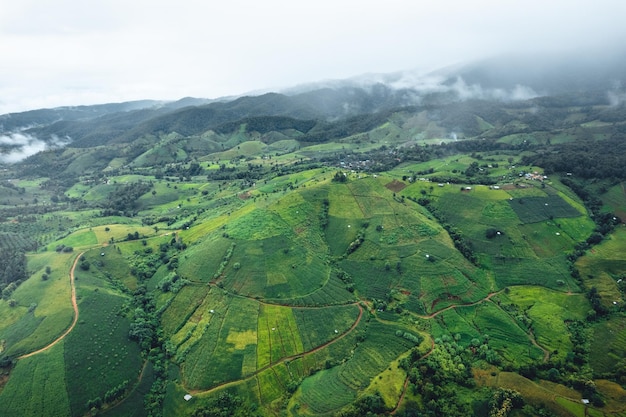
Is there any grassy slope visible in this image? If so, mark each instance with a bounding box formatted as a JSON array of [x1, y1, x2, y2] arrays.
[[2, 111, 625, 417]]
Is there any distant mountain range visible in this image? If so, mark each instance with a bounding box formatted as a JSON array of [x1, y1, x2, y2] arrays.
[[1, 48, 624, 163]]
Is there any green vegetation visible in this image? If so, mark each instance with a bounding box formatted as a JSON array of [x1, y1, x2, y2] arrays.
[[2, 82, 626, 417]]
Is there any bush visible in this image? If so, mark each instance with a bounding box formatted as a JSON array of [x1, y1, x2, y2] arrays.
[[486, 228, 498, 239]]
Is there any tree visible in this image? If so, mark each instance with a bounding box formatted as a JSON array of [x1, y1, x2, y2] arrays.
[[332, 171, 348, 183], [486, 228, 498, 239], [79, 259, 90, 271]]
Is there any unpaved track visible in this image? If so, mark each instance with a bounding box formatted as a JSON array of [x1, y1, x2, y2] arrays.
[[186, 303, 364, 395], [17, 252, 82, 360]]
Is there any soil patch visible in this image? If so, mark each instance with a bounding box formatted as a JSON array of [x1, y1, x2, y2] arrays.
[[385, 180, 406, 192]]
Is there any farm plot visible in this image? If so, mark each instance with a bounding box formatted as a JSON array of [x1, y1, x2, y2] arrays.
[[226, 208, 292, 241], [327, 184, 364, 219], [503, 286, 588, 361], [161, 284, 210, 337], [348, 176, 387, 198], [257, 304, 303, 368], [325, 215, 361, 256], [412, 259, 489, 314], [170, 288, 230, 358], [490, 256, 575, 290], [101, 362, 154, 417], [64, 291, 143, 417], [555, 216, 596, 243], [337, 321, 417, 390], [182, 296, 259, 390], [176, 234, 233, 283], [436, 192, 487, 225], [578, 226, 626, 271], [256, 366, 287, 406], [296, 321, 416, 414], [293, 304, 361, 352], [223, 237, 329, 299], [464, 302, 544, 364], [341, 259, 397, 301], [517, 222, 576, 258], [297, 366, 357, 415], [46, 228, 98, 251], [0, 232, 36, 250], [508, 194, 581, 223], [2, 253, 75, 357], [268, 190, 318, 231], [354, 195, 394, 217], [92, 224, 158, 246], [0, 342, 70, 417], [601, 182, 626, 219], [270, 272, 356, 307], [590, 318, 626, 375]]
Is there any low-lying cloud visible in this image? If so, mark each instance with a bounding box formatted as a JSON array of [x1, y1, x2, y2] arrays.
[[0, 132, 69, 163], [388, 73, 540, 103]]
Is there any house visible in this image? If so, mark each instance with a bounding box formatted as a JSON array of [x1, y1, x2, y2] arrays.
[[184, 394, 193, 401]]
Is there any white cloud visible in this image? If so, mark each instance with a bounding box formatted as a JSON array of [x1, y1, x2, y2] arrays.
[[1, 0, 625, 113], [0, 133, 69, 163]]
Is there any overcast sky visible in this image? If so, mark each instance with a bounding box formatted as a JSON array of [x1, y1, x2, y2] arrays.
[[1, 0, 625, 114]]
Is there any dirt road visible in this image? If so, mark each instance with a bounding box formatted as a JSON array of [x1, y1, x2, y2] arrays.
[[17, 252, 82, 360]]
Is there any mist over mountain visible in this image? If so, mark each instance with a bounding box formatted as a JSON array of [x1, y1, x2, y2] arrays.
[[1, 49, 625, 163]]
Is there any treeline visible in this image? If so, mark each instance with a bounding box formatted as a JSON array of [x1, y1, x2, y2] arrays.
[[164, 162, 204, 179], [190, 392, 262, 417], [523, 136, 626, 180], [214, 115, 316, 135], [0, 248, 27, 297], [101, 181, 153, 216], [298, 109, 398, 143]]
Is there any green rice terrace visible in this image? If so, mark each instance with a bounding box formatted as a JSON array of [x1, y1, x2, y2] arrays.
[[1, 91, 626, 417]]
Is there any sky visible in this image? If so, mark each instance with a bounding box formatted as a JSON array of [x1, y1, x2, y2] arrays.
[[1, 0, 626, 114]]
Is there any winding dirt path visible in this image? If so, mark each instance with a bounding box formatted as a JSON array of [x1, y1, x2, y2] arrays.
[[17, 252, 83, 360], [185, 303, 364, 396], [390, 337, 435, 415], [416, 290, 503, 320]]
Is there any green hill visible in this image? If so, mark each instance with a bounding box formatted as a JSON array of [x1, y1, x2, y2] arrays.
[[1, 79, 626, 417]]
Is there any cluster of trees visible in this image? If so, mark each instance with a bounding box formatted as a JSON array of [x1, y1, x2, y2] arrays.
[[335, 269, 355, 293], [213, 242, 235, 280], [332, 171, 348, 183], [164, 161, 204, 179], [0, 248, 27, 294], [55, 244, 74, 253], [346, 227, 366, 256], [157, 272, 188, 293], [85, 379, 130, 412], [488, 389, 525, 417], [319, 198, 330, 229], [298, 110, 394, 143], [125, 284, 170, 416], [399, 335, 476, 416], [214, 115, 316, 136], [395, 330, 422, 344], [101, 181, 153, 217], [526, 136, 626, 180], [335, 392, 388, 417], [190, 392, 261, 417]]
